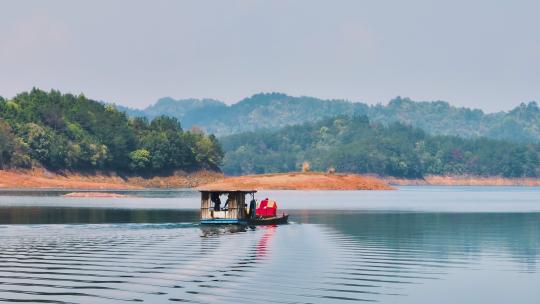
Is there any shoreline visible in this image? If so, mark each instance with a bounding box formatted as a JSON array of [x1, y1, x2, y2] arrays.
[[1, 170, 540, 191], [0, 169, 224, 190], [385, 175, 540, 186], [0, 170, 393, 191]]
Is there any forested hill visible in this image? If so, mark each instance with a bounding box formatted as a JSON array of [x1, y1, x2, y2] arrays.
[[117, 93, 540, 143], [0, 89, 223, 173], [220, 115, 540, 178], [3, 89, 539, 178], [116, 97, 226, 128], [117, 93, 363, 136]]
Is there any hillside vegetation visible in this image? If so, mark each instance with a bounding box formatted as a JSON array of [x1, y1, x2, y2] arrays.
[[3, 89, 540, 180], [117, 93, 362, 136], [0, 89, 223, 173], [117, 93, 540, 142], [221, 116, 540, 178]]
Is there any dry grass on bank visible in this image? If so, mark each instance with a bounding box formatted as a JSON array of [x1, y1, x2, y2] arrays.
[[0, 169, 224, 190], [199, 172, 394, 191], [3, 169, 537, 191]]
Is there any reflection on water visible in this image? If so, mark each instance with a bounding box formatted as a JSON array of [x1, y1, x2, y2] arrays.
[[199, 224, 248, 237], [0, 189, 196, 198], [0, 187, 539, 303], [301, 210, 540, 267], [0, 207, 199, 224]]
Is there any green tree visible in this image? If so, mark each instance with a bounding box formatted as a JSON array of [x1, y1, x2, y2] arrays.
[[129, 149, 151, 170], [0, 89, 223, 173], [0, 120, 16, 167]]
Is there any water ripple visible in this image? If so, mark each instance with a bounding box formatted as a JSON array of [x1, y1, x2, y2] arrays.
[[0, 218, 539, 303]]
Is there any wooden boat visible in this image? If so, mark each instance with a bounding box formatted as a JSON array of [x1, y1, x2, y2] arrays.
[[247, 214, 289, 225], [198, 189, 288, 225]]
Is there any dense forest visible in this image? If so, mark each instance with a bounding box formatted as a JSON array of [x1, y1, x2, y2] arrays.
[[0, 89, 223, 173], [2, 89, 540, 179], [221, 116, 540, 178], [117, 93, 540, 143]]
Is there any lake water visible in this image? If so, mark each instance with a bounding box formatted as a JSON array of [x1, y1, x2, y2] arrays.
[[0, 187, 539, 303]]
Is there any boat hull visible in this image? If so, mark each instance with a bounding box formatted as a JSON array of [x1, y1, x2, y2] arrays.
[[201, 215, 289, 225], [247, 214, 289, 225], [200, 218, 246, 225]]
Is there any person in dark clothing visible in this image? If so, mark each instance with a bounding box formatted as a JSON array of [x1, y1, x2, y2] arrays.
[[249, 199, 257, 219], [211, 193, 221, 211]]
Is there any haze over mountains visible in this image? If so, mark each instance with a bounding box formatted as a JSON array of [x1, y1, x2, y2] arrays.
[[116, 93, 540, 143]]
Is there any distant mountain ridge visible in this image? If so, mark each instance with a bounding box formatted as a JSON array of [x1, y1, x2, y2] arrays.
[[116, 97, 226, 127], [115, 93, 540, 142]]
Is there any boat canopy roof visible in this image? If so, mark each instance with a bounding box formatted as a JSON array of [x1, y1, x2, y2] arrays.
[[198, 189, 257, 194]]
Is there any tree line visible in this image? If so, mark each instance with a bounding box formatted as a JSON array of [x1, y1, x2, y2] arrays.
[[221, 115, 540, 178], [0, 89, 223, 173], [2, 89, 539, 179]]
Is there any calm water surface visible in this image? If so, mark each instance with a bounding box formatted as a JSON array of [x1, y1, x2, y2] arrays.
[[0, 187, 539, 303]]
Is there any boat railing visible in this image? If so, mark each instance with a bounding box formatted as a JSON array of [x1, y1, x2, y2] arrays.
[[203, 208, 243, 219]]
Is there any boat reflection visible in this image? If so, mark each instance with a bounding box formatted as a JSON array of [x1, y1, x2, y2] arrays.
[[199, 224, 249, 237], [256, 225, 277, 259]]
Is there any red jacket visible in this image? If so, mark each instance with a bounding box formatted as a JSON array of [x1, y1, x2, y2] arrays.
[[256, 198, 277, 217]]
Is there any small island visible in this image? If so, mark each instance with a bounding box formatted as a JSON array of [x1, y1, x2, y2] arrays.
[[63, 192, 132, 198]]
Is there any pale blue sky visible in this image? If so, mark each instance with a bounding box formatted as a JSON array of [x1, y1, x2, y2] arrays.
[[0, 0, 538, 111]]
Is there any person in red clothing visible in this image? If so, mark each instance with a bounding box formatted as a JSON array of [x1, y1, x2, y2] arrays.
[[256, 198, 278, 218]]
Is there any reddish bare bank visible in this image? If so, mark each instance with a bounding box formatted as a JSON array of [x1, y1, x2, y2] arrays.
[[0, 169, 223, 190], [199, 172, 394, 190]]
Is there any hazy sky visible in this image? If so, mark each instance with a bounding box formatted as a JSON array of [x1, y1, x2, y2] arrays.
[[1, 0, 538, 111]]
